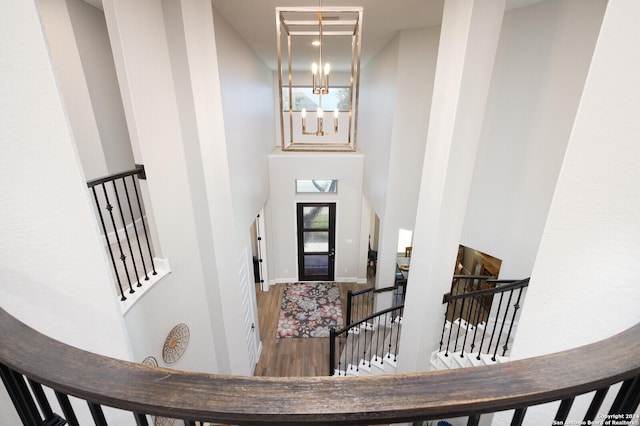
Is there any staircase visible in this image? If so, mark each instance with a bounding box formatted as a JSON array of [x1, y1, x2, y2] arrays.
[[431, 277, 529, 370], [330, 276, 529, 376], [430, 317, 514, 370], [331, 308, 403, 376]]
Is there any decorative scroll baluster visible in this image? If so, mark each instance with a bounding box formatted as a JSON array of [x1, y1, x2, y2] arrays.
[[112, 179, 142, 289], [502, 287, 524, 356], [123, 175, 149, 283], [492, 290, 514, 361], [92, 186, 126, 300], [87, 165, 157, 303], [102, 184, 135, 294]]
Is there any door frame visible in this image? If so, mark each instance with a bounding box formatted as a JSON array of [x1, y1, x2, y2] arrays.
[[296, 202, 336, 281]]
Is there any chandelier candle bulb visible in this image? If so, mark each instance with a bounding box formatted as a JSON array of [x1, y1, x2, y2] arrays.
[[317, 107, 324, 136], [324, 63, 331, 76]]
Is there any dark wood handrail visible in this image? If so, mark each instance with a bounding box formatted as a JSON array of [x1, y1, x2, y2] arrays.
[[1, 306, 639, 425], [86, 164, 146, 188], [443, 277, 530, 303]]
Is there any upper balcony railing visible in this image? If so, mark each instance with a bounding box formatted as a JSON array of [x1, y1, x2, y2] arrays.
[[87, 165, 156, 301], [1, 307, 639, 425]]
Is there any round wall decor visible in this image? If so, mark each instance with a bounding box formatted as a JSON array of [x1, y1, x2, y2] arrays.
[[141, 356, 158, 367], [162, 323, 189, 364]]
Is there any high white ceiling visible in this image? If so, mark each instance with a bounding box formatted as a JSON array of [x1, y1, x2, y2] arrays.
[[211, 0, 446, 71], [84, 0, 544, 71]]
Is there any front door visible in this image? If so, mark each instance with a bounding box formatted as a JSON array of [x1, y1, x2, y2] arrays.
[[297, 202, 336, 281]]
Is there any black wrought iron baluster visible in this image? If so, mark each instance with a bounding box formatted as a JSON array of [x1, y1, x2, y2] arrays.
[[124, 176, 149, 284], [27, 378, 60, 423], [616, 375, 640, 414], [362, 324, 369, 370], [55, 391, 80, 426], [502, 287, 524, 356], [369, 290, 375, 319], [131, 172, 157, 276], [329, 328, 336, 375], [486, 292, 505, 359], [393, 308, 402, 362], [340, 334, 347, 375], [373, 312, 382, 365], [469, 293, 484, 355], [467, 413, 481, 426], [134, 412, 150, 425], [460, 294, 477, 357], [112, 180, 141, 289], [511, 407, 527, 426], [346, 291, 353, 325], [355, 323, 361, 372], [92, 186, 127, 300], [439, 286, 453, 352], [88, 402, 108, 426], [554, 398, 575, 424], [453, 294, 467, 353], [609, 376, 638, 415], [102, 184, 135, 294], [386, 313, 394, 362], [0, 364, 43, 425], [583, 388, 609, 423], [492, 289, 514, 361]]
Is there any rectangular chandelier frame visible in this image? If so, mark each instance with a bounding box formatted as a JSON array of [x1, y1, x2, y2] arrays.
[[276, 6, 363, 152]]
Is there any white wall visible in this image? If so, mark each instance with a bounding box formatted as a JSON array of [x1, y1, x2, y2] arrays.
[[370, 27, 440, 291], [65, 0, 134, 175], [266, 151, 365, 284], [37, 0, 108, 180], [38, 0, 134, 180], [358, 34, 399, 219], [0, 0, 132, 423], [461, 0, 607, 279], [212, 6, 273, 236]]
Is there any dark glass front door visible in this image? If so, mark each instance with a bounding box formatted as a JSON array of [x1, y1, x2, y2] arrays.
[[296, 202, 336, 281]]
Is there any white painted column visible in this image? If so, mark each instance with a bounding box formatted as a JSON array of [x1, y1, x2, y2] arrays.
[[397, 0, 506, 372], [101, 0, 226, 373], [173, 0, 252, 375]]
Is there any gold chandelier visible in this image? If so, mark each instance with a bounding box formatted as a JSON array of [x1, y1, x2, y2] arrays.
[[276, 5, 363, 150]]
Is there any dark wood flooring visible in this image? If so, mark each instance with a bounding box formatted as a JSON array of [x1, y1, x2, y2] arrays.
[[253, 280, 373, 377]]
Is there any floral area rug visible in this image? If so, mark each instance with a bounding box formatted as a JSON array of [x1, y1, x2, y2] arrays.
[[276, 282, 344, 338]]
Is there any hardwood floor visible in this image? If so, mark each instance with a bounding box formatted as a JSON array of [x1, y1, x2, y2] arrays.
[[253, 280, 373, 377]]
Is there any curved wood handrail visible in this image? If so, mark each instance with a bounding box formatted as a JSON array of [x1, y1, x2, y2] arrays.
[[1, 307, 639, 425]]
